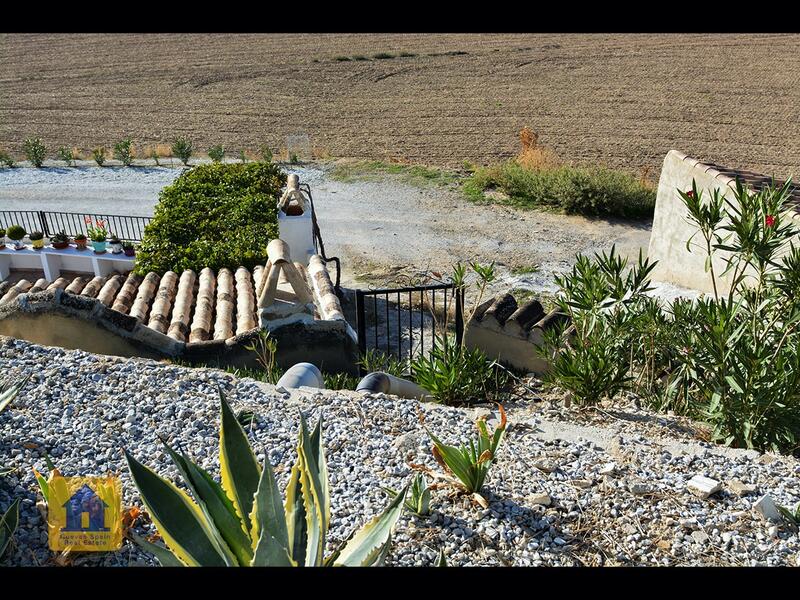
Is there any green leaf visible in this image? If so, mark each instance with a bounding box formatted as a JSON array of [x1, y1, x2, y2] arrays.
[[0, 376, 28, 413], [297, 413, 327, 566], [250, 528, 294, 566], [250, 459, 289, 551], [218, 390, 261, 533], [334, 484, 408, 566], [125, 450, 232, 567], [428, 430, 477, 491], [131, 533, 186, 567], [284, 462, 307, 566], [435, 548, 447, 567], [0, 498, 20, 558], [163, 441, 252, 565]]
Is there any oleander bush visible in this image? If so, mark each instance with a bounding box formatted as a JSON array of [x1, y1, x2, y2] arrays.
[[172, 137, 193, 165], [135, 162, 285, 275], [113, 138, 134, 166], [23, 137, 46, 167], [542, 177, 800, 454]]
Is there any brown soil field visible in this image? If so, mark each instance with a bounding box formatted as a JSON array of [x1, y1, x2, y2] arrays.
[[1, 33, 799, 177]]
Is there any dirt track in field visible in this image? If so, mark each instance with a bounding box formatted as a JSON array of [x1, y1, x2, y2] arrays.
[[1, 33, 799, 178]]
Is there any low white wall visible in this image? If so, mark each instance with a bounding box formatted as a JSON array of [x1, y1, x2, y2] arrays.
[[647, 150, 797, 295]]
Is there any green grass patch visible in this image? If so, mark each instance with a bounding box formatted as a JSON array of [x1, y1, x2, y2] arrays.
[[329, 160, 460, 188], [373, 52, 395, 60], [464, 161, 656, 219], [510, 264, 540, 275]]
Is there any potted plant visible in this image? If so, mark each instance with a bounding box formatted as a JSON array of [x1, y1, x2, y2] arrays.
[[85, 218, 108, 253], [122, 241, 136, 257], [6, 224, 26, 250], [0, 228, 5, 249], [50, 230, 70, 250], [109, 235, 123, 254], [29, 231, 45, 250]]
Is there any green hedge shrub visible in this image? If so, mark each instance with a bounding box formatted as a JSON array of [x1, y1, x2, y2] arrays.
[[134, 162, 286, 275], [465, 161, 656, 219], [23, 138, 46, 167]]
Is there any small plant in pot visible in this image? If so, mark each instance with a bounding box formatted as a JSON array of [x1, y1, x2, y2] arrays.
[[122, 241, 136, 257], [109, 235, 123, 254], [85, 218, 108, 253], [6, 224, 26, 250], [29, 231, 45, 250], [74, 233, 88, 250], [0, 228, 5, 249], [50, 230, 70, 250]]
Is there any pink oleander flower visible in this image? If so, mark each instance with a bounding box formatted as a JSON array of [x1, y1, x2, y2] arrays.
[[766, 215, 775, 227]]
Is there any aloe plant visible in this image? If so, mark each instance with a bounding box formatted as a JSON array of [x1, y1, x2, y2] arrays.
[[384, 473, 430, 517], [0, 499, 20, 559], [426, 404, 507, 494], [125, 391, 408, 566]]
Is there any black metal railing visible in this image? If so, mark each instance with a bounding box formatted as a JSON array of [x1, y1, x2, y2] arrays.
[[354, 283, 464, 371], [0, 210, 153, 242]]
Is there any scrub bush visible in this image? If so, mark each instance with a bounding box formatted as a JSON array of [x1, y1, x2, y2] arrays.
[[92, 147, 107, 166], [0, 150, 14, 168], [208, 144, 225, 163], [134, 162, 285, 275], [172, 137, 193, 165], [57, 146, 74, 166], [113, 138, 134, 166], [23, 138, 46, 167]]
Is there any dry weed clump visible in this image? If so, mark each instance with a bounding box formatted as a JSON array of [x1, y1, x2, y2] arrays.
[[516, 126, 560, 171]]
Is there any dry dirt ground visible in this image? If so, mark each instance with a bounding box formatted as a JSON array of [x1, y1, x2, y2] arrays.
[[1, 34, 799, 178]]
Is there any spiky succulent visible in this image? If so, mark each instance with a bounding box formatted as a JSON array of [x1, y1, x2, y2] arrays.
[[125, 391, 408, 566], [384, 473, 430, 517], [0, 499, 19, 559], [426, 403, 507, 494]]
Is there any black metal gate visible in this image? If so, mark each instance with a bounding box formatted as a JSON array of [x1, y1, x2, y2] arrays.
[[355, 283, 464, 366]]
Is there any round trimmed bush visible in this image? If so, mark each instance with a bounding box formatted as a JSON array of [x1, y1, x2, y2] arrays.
[[134, 162, 286, 275], [6, 224, 26, 241]]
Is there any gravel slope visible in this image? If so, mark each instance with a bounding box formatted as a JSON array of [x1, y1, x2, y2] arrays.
[[1, 337, 800, 567]]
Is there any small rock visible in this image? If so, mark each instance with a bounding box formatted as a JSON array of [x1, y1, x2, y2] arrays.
[[687, 474, 722, 499], [691, 530, 709, 545], [679, 518, 699, 530], [754, 494, 782, 522], [571, 479, 592, 489], [529, 493, 551, 507], [629, 481, 652, 495], [767, 525, 779, 538], [533, 460, 558, 474], [599, 462, 617, 476], [727, 479, 756, 497]]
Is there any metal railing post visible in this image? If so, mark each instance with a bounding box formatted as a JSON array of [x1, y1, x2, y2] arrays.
[[355, 289, 367, 375], [455, 287, 464, 346]]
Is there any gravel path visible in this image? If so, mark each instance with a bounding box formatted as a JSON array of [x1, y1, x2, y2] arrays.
[[2, 336, 800, 567]]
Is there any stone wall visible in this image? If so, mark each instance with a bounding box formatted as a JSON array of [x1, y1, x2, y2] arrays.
[[648, 150, 800, 294]]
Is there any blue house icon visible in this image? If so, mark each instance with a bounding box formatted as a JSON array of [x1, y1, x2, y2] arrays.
[[61, 484, 110, 532]]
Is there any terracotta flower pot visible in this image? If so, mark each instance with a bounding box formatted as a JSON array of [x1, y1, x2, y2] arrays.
[[52, 241, 70, 250], [75, 238, 88, 250]]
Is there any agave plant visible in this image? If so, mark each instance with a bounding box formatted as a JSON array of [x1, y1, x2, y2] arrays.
[[426, 404, 507, 496], [125, 392, 408, 566]]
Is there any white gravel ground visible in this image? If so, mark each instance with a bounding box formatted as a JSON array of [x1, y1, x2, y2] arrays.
[[2, 337, 800, 567]]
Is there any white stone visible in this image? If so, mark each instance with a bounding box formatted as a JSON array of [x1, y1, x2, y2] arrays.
[[754, 494, 782, 522], [687, 474, 722, 499], [599, 462, 617, 475]]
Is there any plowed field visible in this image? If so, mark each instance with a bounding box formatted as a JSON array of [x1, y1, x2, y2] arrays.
[[1, 33, 798, 176]]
